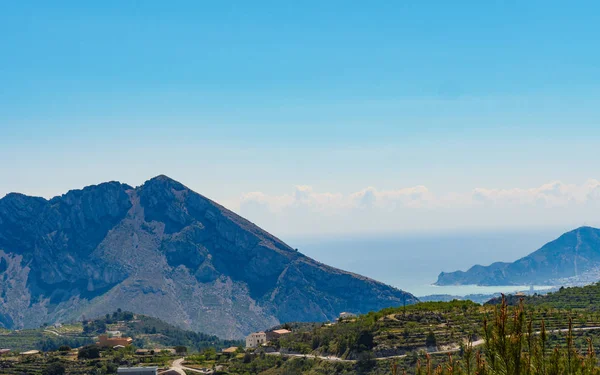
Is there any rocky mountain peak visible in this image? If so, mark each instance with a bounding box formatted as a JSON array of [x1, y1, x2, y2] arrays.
[[0, 176, 418, 339]]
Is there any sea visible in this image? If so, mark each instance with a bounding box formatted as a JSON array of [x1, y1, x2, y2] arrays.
[[285, 228, 566, 298]]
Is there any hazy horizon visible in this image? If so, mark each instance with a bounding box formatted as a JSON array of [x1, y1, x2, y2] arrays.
[[285, 227, 570, 296]]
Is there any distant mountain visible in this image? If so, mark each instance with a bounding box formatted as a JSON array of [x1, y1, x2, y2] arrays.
[[0, 175, 417, 339], [436, 227, 600, 286]]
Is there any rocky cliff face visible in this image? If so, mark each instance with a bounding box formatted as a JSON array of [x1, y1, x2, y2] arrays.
[[436, 227, 600, 286], [0, 176, 417, 338]]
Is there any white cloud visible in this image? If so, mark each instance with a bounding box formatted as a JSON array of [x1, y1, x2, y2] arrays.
[[470, 179, 600, 207], [231, 180, 600, 236]]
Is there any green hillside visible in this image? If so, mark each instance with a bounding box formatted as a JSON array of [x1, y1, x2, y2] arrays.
[[488, 282, 600, 312], [0, 310, 241, 353], [6, 285, 600, 374], [271, 299, 600, 361], [201, 292, 600, 374], [82, 310, 242, 350]]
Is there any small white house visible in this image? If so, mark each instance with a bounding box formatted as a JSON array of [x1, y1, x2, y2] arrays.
[[338, 312, 357, 320], [245, 332, 267, 348]]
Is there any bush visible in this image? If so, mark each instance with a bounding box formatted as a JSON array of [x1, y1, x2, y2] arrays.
[[425, 330, 437, 348], [356, 351, 376, 373], [78, 345, 101, 360], [42, 362, 65, 375]]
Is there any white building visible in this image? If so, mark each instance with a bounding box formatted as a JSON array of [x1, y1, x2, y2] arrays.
[[338, 312, 357, 320], [245, 331, 267, 348]]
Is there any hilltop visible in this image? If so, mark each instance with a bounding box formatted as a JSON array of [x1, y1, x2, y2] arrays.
[[0, 175, 417, 339], [487, 281, 600, 310], [436, 226, 600, 286]]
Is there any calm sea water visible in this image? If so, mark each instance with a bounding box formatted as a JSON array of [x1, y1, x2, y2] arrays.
[[285, 229, 565, 297]]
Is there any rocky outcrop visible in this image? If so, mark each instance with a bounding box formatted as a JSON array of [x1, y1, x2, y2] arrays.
[[0, 175, 417, 338], [436, 227, 600, 286]]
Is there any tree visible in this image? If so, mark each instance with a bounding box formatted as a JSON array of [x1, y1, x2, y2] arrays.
[[425, 330, 437, 348], [123, 311, 134, 321], [58, 345, 71, 352], [78, 345, 101, 360], [42, 362, 65, 375], [356, 351, 376, 373], [175, 346, 188, 355], [355, 330, 375, 351]]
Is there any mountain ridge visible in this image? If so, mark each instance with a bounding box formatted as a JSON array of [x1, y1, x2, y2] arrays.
[[435, 226, 600, 286], [0, 175, 417, 339]]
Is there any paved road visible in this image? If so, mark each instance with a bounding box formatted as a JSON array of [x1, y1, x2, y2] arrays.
[[268, 326, 600, 363], [267, 352, 352, 362], [170, 358, 213, 374]]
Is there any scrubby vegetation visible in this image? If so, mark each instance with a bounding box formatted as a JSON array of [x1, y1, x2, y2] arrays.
[[405, 296, 600, 375], [83, 309, 242, 350], [220, 296, 600, 374], [273, 299, 600, 362], [0, 326, 94, 352], [490, 282, 600, 312], [0, 345, 173, 375], [0, 310, 240, 354], [274, 301, 483, 358]]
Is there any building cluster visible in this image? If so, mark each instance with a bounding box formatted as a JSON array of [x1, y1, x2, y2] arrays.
[[245, 328, 291, 348], [244, 312, 357, 349]]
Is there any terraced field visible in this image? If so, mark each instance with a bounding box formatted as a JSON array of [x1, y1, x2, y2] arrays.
[[0, 355, 96, 375], [0, 326, 94, 352], [276, 300, 600, 359], [0, 329, 49, 352], [0, 352, 172, 375]]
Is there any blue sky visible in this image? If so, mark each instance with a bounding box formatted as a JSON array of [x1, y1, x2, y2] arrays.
[[1, 1, 600, 235]]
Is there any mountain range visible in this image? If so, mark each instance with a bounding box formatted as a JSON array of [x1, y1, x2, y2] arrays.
[[436, 226, 600, 286], [0, 175, 417, 339]]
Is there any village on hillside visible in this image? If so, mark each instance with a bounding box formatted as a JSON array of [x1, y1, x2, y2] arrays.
[[0, 312, 358, 375]]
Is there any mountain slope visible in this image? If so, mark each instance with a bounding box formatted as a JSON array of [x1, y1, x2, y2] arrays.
[[436, 226, 600, 286], [0, 175, 417, 338]]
